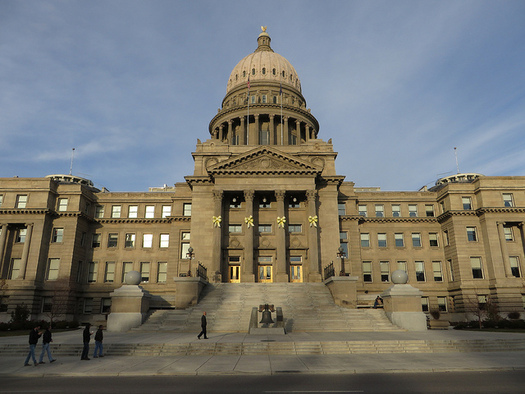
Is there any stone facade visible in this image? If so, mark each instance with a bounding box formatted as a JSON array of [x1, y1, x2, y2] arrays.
[[1, 29, 524, 324]]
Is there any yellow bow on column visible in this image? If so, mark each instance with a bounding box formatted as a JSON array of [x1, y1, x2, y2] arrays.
[[308, 215, 318, 227], [277, 216, 286, 228], [212, 215, 222, 227], [245, 215, 254, 228]]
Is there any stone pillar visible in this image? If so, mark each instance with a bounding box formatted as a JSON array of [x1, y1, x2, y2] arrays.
[[218, 125, 224, 142], [0, 224, 7, 274], [283, 117, 289, 145], [242, 190, 255, 282], [269, 115, 275, 145], [253, 114, 259, 145], [305, 124, 310, 142], [211, 190, 223, 282], [497, 222, 512, 277], [519, 223, 525, 258], [306, 190, 321, 281], [296, 120, 301, 144], [227, 120, 233, 144], [240, 117, 246, 145], [19, 223, 33, 279], [275, 191, 288, 282]]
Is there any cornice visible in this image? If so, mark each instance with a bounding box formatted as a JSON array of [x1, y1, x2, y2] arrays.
[[0, 208, 53, 216], [340, 215, 439, 224], [437, 207, 525, 223], [95, 217, 189, 224]]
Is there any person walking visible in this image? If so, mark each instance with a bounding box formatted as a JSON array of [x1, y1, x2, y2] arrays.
[[38, 324, 56, 364], [80, 323, 93, 360], [24, 325, 41, 366], [197, 311, 208, 339], [93, 325, 104, 358]]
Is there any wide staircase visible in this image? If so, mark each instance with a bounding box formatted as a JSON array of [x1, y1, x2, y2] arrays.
[[135, 283, 401, 333]]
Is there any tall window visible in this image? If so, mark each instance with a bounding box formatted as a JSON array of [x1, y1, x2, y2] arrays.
[[83, 298, 94, 314], [432, 261, 443, 282], [95, 205, 104, 218], [462, 197, 472, 210], [101, 298, 111, 314], [470, 257, 483, 279], [358, 205, 367, 217], [140, 262, 150, 283], [375, 205, 384, 217], [363, 261, 372, 282], [360, 233, 370, 247], [412, 233, 421, 247], [183, 203, 192, 216], [425, 205, 434, 217], [104, 262, 115, 283], [443, 230, 450, 246], [338, 203, 346, 216], [340, 232, 348, 256], [394, 233, 404, 247], [437, 296, 447, 312], [503, 193, 514, 207], [46, 258, 60, 280], [504, 226, 513, 241], [408, 204, 418, 217], [466, 227, 477, 242], [88, 262, 98, 283], [380, 261, 390, 282], [415, 261, 425, 281], [52, 228, 64, 243], [111, 205, 121, 218], [107, 233, 118, 248], [429, 233, 438, 247], [510, 256, 521, 278], [125, 233, 135, 248], [448, 259, 454, 281], [392, 204, 401, 217], [397, 261, 407, 272], [162, 205, 172, 218], [122, 262, 133, 282], [57, 198, 68, 212], [145, 205, 155, 218], [421, 297, 429, 312], [143, 234, 153, 248], [16, 228, 27, 243], [377, 233, 387, 247], [16, 195, 28, 208], [160, 234, 170, 248], [92, 234, 101, 248], [181, 232, 191, 259], [128, 205, 138, 218], [157, 262, 168, 283], [0, 194, 3, 208], [259, 129, 270, 145], [9, 258, 21, 279]]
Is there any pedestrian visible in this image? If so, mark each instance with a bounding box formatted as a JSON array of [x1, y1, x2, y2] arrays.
[[93, 325, 104, 358], [24, 325, 41, 367], [80, 323, 93, 360], [38, 324, 56, 364], [373, 296, 383, 309], [197, 311, 208, 339]]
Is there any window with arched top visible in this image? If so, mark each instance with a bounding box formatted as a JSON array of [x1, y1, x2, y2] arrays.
[[252, 68, 255, 75], [282, 71, 285, 77], [273, 96, 277, 104], [262, 68, 266, 75], [273, 68, 276, 75], [243, 71, 246, 77], [235, 74, 238, 81]]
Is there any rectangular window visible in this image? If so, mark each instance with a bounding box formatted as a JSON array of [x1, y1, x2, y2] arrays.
[[0, 194, 3, 208], [162, 205, 172, 218], [83, 298, 93, 314], [429, 233, 438, 247], [444, 230, 450, 246], [432, 261, 443, 282], [503, 193, 514, 207], [128, 205, 138, 218], [16, 228, 27, 243], [122, 262, 133, 282], [448, 259, 454, 281], [9, 258, 21, 279], [76, 261, 83, 283], [258, 224, 272, 233], [228, 224, 242, 233], [80, 232, 86, 246], [16, 195, 28, 208], [288, 224, 302, 233], [510, 256, 521, 278], [358, 205, 367, 217], [425, 205, 435, 217], [52, 228, 64, 243], [380, 261, 390, 282], [92, 233, 101, 248], [415, 261, 425, 281], [467, 226, 477, 242], [160, 234, 170, 248], [338, 203, 346, 216], [57, 198, 68, 211], [504, 226, 513, 241], [157, 262, 168, 283], [183, 203, 192, 216], [145, 205, 155, 218], [140, 262, 150, 283], [440, 201, 445, 214], [408, 204, 418, 217], [363, 261, 372, 282], [104, 262, 115, 283], [395, 233, 404, 247], [143, 234, 153, 248], [111, 205, 121, 218], [125, 233, 135, 248], [95, 205, 104, 218], [437, 296, 447, 312], [88, 262, 98, 283], [377, 233, 387, 248], [462, 197, 472, 210], [397, 261, 407, 272], [360, 233, 370, 247], [101, 298, 111, 314], [470, 257, 483, 279], [375, 205, 384, 217], [340, 231, 348, 257], [478, 295, 487, 309], [392, 204, 401, 217], [412, 233, 421, 247], [42, 297, 53, 313], [107, 233, 118, 248], [46, 258, 60, 280], [181, 242, 190, 259], [421, 297, 429, 312]]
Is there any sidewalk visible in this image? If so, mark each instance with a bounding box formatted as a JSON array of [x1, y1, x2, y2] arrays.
[[2, 329, 525, 376]]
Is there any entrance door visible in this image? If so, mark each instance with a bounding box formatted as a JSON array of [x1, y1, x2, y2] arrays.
[[229, 265, 240, 283], [258, 265, 273, 283], [290, 265, 303, 282]]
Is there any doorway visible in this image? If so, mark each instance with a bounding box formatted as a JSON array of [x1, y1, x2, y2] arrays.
[[258, 265, 273, 283], [229, 265, 240, 283], [290, 265, 303, 282]]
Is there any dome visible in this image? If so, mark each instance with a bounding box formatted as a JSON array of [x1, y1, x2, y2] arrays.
[[226, 28, 302, 94]]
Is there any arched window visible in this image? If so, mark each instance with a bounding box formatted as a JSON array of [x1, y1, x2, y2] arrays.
[[235, 74, 238, 81], [243, 71, 246, 77], [282, 71, 285, 77], [252, 68, 255, 75], [262, 68, 266, 75], [272, 68, 276, 75], [273, 96, 277, 104]]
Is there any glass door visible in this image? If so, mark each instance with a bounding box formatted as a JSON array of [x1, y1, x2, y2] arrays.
[[229, 265, 240, 283], [258, 265, 273, 283], [290, 265, 302, 282]]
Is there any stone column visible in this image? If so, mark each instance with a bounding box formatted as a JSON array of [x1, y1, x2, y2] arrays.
[[242, 190, 255, 282], [497, 222, 512, 277], [275, 191, 288, 282], [19, 223, 33, 279], [227, 120, 233, 144], [253, 114, 259, 145], [296, 120, 301, 145], [283, 117, 289, 145], [518, 223, 525, 258], [306, 190, 321, 281], [269, 115, 275, 145], [240, 117, 246, 145], [218, 125, 224, 142], [211, 191, 223, 282], [0, 224, 7, 275], [305, 124, 310, 142]]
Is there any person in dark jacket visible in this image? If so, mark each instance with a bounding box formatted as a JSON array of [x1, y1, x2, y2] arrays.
[[93, 325, 104, 358], [38, 324, 56, 364], [197, 311, 208, 339], [81, 323, 93, 360], [24, 325, 41, 366]]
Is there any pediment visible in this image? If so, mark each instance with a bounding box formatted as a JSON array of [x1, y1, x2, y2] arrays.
[[207, 147, 322, 176]]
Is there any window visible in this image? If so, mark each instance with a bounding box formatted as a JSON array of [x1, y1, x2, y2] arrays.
[[157, 262, 168, 283], [228, 224, 242, 233], [88, 262, 98, 283], [16, 228, 27, 243], [0, 194, 3, 208], [429, 233, 438, 247], [421, 297, 429, 312], [260, 129, 270, 144], [101, 298, 111, 313], [182, 203, 192, 216], [462, 197, 472, 210], [122, 262, 133, 282], [470, 257, 483, 279], [46, 258, 60, 280], [375, 205, 384, 217], [338, 203, 346, 216], [397, 261, 407, 272], [16, 195, 28, 208], [104, 262, 115, 282], [440, 201, 445, 214], [380, 261, 390, 282], [230, 197, 241, 209], [363, 261, 372, 282], [478, 295, 487, 310], [358, 205, 367, 217], [443, 230, 450, 246], [143, 234, 153, 248], [107, 233, 118, 248], [95, 205, 104, 218], [392, 204, 401, 217], [415, 261, 425, 281], [425, 205, 434, 217], [258, 224, 272, 233], [432, 261, 443, 282], [394, 233, 404, 247], [181, 232, 191, 259], [160, 234, 170, 248], [57, 198, 68, 212], [140, 262, 150, 283], [125, 233, 135, 248], [504, 226, 513, 241], [42, 297, 52, 313], [262, 95, 267, 103], [448, 259, 454, 281], [288, 224, 302, 233], [437, 297, 447, 312], [408, 204, 418, 217], [111, 205, 121, 218], [339, 232, 348, 257], [466, 227, 477, 242], [503, 193, 514, 207], [162, 205, 172, 218], [9, 258, 21, 279], [510, 256, 521, 278], [80, 232, 86, 246], [50, 228, 63, 243], [377, 233, 387, 248], [412, 233, 421, 247], [92, 234, 101, 248], [83, 298, 93, 314], [144, 205, 155, 218], [128, 205, 138, 218], [360, 233, 370, 247], [76, 261, 83, 283]]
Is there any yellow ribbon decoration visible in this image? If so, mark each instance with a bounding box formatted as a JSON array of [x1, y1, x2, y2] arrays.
[[212, 215, 222, 228], [277, 216, 286, 228], [245, 215, 254, 228], [308, 215, 318, 227]]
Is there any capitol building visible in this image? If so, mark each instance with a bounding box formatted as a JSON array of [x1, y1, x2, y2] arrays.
[[1, 29, 524, 326]]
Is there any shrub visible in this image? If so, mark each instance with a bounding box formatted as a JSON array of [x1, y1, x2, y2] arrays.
[[508, 311, 521, 320]]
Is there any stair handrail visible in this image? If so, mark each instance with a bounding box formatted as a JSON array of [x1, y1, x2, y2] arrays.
[[323, 262, 335, 280], [197, 262, 208, 281]]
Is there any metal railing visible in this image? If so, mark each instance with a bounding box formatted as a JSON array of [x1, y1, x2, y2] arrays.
[[323, 262, 335, 280], [197, 263, 208, 281]]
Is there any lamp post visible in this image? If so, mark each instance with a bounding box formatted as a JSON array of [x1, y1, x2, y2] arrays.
[[337, 246, 346, 276], [187, 246, 194, 276]]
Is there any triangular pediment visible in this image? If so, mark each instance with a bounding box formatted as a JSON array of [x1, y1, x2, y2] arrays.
[[207, 147, 322, 176]]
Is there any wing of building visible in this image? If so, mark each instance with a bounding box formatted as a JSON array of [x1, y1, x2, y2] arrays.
[[1, 29, 525, 324]]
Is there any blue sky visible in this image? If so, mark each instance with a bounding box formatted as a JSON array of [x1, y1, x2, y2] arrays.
[[1, 0, 524, 192]]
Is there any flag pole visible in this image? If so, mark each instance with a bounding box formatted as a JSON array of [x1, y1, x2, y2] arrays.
[[247, 76, 250, 145], [280, 83, 283, 145]]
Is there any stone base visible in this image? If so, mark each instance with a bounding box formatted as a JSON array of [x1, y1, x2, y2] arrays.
[[324, 275, 358, 308], [249, 327, 286, 335], [107, 312, 145, 332], [385, 311, 427, 331]]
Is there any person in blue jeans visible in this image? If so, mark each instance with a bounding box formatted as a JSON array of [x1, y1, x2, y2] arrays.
[[93, 325, 104, 358], [81, 323, 93, 360], [24, 325, 41, 366], [38, 325, 56, 364]]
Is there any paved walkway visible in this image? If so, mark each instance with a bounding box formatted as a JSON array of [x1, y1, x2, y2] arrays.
[[2, 329, 525, 376]]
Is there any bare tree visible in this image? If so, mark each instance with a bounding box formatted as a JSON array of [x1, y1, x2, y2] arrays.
[[0, 279, 8, 312], [42, 279, 74, 324], [463, 294, 498, 329]]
